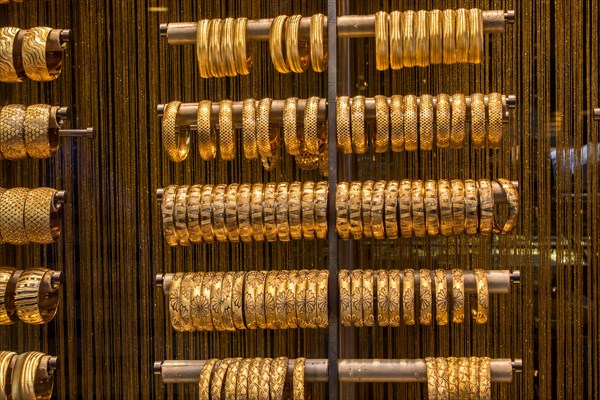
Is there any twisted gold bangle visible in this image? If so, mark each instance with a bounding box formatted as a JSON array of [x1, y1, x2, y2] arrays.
[[173, 186, 190, 246], [375, 12, 389, 70], [24, 187, 59, 244], [472, 269, 489, 324], [451, 269, 465, 324], [178, 273, 194, 331], [234, 18, 252, 75], [389, 11, 403, 70], [0, 104, 27, 160], [469, 9, 483, 64], [301, 181, 315, 239], [296, 270, 309, 328], [411, 180, 426, 237], [374, 95, 389, 153], [430, 10, 443, 65], [218, 100, 235, 160], [254, 270, 268, 329], [24, 104, 59, 159], [160, 185, 178, 247], [479, 357, 492, 400], [436, 358, 450, 399], [286, 15, 309, 73], [426, 357, 438, 400], [350, 269, 364, 327], [456, 9, 469, 63], [310, 13, 328, 72], [384, 180, 399, 239], [451, 180, 465, 235], [197, 100, 216, 160], [420, 94, 434, 151], [265, 271, 279, 329], [199, 185, 215, 242], [404, 95, 418, 151], [235, 359, 251, 399], [464, 179, 479, 235], [424, 180, 439, 236], [283, 97, 301, 156], [388, 270, 401, 326], [337, 96, 352, 154], [289, 182, 303, 240], [241, 98, 258, 160], [186, 185, 203, 243], [0, 268, 15, 325], [162, 101, 190, 162], [244, 272, 259, 329], [478, 179, 494, 235], [339, 269, 352, 327], [376, 269, 389, 327], [351, 96, 367, 154], [468, 357, 480, 399], [419, 269, 433, 325], [196, 20, 210, 78], [237, 184, 253, 242], [336, 182, 351, 240], [293, 358, 305, 400], [436, 94, 451, 148], [361, 180, 374, 238], [305, 270, 318, 328], [403, 269, 416, 325], [314, 181, 328, 239], [434, 269, 449, 325], [275, 182, 290, 242], [390, 95, 404, 151], [443, 10, 456, 64], [212, 184, 228, 242], [15, 268, 59, 325], [168, 272, 184, 331], [304, 96, 320, 155], [208, 19, 224, 77], [199, 273, 215, 331], [399, 179, 413, 237], [471, 93, 486, 149], [269, 15, 290, 73], [371, 180, 386, 240], [251, 183, 265, 242], [348, 181, 363, 240], [362, 270, 375, 327], [232, 271, 246, 330], [316, 270, 329, 328], [0, 27, 22, 83], [438, 180, 453, 237], [450, 93, 466, 148], [458, 358, 471, 399], [270, 357, 288, 400], [263, 182, 278, 242], [494, 179, 520, 234], [402, 11, 416, 68], [22, 27, 59, 81], [11, 352, 52, 400], [221, 18, 237, 77], [488, 93, 504, 148], [448, 357, 460, 398], [415, 10, 430, 67]]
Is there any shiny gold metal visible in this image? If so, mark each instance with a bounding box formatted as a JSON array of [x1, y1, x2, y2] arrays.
[[247, 358, 263, 399], [316, 270, 328, 328], [296, 270, 309, 328], [434, 269, 449, 325], [257, 98, 274, 158], [471, 93, 486, 149], [458, 358, 471, 399], [371, 180, 386, 240], [478, 179, 494, 235], [190, 273, 204, 330], [285, 182, 302, 241], [186, 185, 203, 243], [231, 271, 246, 330], [263, 182, 278, 242], [177, 273, 193, 331], [384, 180, 399, 239], [254, 271, 268, 329], [196, 19, 210, 78], [389, 11, 403, 69], [376, 269, 389, 327], [0, 268, 15, 325], [301, 181, 315, 239], [350, 269, 364, 327], [411, 180, 426, 237], [162, 101, 190, 162], [218, 100, 235, 160], [210, 272, 225, 331], [269, 357, 288, 400], [221, 18, 237, 77], [293, 357, 305, 400], [212, 184, 228, 242], [305, 270, 319, 328], [265, 271, 279, 329], [258, 359, 272, 400], [22, 27, 58, 81], [415, 10, 430, 67], [275, 182, 290, 242], [269, 15, 290, 73], [404, 95, 418, 151], [464, 179, 479, 235], [339, 269, 353, 327], [390, 95, 404, 151], [211, 359, 232, 400], [402, 11, 416, 67], [438, 180, 453, 237], [220, 272, 235, 331], [286, 15, 309, 73], [235, 358, 251, 399], [314, 181, 328, 239], [450, 93, 466, 148], [0, 351, 16, 400], [351, 96, 367, 154], [403, 269, 415, 325], [242, 98, 258, 160], [224, 358, 242, 399], [309, 13, 327, 72], [362, 270, 375, 326], [0, 104, 27, 160], [11, 352, 52, 400], [160, 185, 178, 247], [388, 270, 401, 327], [15, 268, 59, 325], [419, 269, 432, 325], [208, 19, 225, 77], [173, 186, 190, 246], [420, 94, 434, 150], [244, 271, 259, 329], [286, 270, 300, 328], [472, 269, 489, 324], [360, 180, 374, 238], [426, 357, 437, 400], [436, 94, 451, 148], [251, 183, 265, 242], [469, 8, 484, 64], [199, 185, 215, 242], [374, 95, 389, 152], [430, 10, 443, 65], [494, 178, 520, 233], [337, 96, 352, 154], [436, 358, 450, 399], [447, 357, 460, 399], [479, 357, 492, 400], [348, 181, 363, 240], [24, 187, 58, 244], [0, 27, 22, 82], [275, 271, 291, 329], [455, 9, 470, 63], [375, 12, 389, 70], [488, 93, 503, 148], [424, 180, 439, 236], [443, 10, 456, 64], [236, 184, 252, 242], [283, 97, 301, 156], [399, 179, 413, 237], [199, 273, 215, 331], [468, 357, 480, 399], [24, 104, 59, 159], [336, 182, 351, 240], [197, 100, 216, 160], [234, 18, 251, 75], [450, 180, 465, 235], [451, 269, 465, 324], [168, 272, 184, 331], [304, 96, 320, 155]]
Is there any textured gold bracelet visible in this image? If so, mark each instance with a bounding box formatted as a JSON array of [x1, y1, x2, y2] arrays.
[[310, 13, 328, 72], [15, 268, 59, 325], [160, 185, 178, 247], [336, 182, 351, 239], [314, 181, 328, 239], [464, 179, 479, 235], [494, 178, 520, 234], [254, 270, 268, 329], [0, 268, 15, 324], [424, 180, 439, 236], [199, 185, 215, 242], [399, 179, 413, 237], [168, 272, 184, 331], [443, 10, 456, 64], [376, 269, 389, 327], [374, 95, 389, 153], [411, 180, 426, 237], [212, 184, 228, 242], [438, 180, 453, 237], [162, 101, 190, 162], [265, 271, 279, 329], [247, 358, 263, 399], [283, 97, 301, 156], [404, 95, 418, 151], [198, 273, 214, 331], [479, 357, 492, 400], [455, 9, 470, 63], [362, 269, 379, 327], [24, 104, 59, 159], [286, 270, 299, 328], [305, 270, 319, 328], [436, 358, 450, 399], [178, 273, 194, 331], [232, 271, 246, 330], [288, 182, 303, 240], [11, 352, 53, 400], [488, 93, 504, 148], [389, 11, 403, 70], [336, 96, 352, 154], [208, 19, 224, 78], [420, 94, 434, 151], [339, 269, 353, 327], [24, 187, 59, 244], [250, 183, 265, 242], [0, 104, 27, 160], [274, 271, 290, 329], [196, 19, 210, 78], [430, 10, 443, 65], [388, 270, 401, 326], [450, 93, 466, 148], [218, 100, 235, 160], [221, 18, 237, 77], [275, 182, 290, 242], [0, 27, 22, 82], [241, 98, 258, 160], [189, 273, 203, 330], [234, 18, 251, 75], [286, 15, 309, 73], [224, 358, 242, 399], [22, 27, 59, 81], [243, 271, 259, 329], [236, 184, 252, 242], [426, 357, 438, 400], [351, 96, 367, 154], [472, 269, 489, 324], [390, 95, 404, 151], [436, 94, 451, 148], [0, 351, 16, 400], [451, 269, 465, 324], [258, 359, 272, 400], [348, 181, 363, 240], [415, 10, 430, 67], [469, 8, 483, 64], [269, 357, 288, 400], [174, 186, 190, 246], [220, 272, 235, 331], [296, 270, 309, 328], [402, 11, 416, 67], [293, 358, 305, 400], [451, 180, 465, 235], [301, 181, 315, 239], [263, 182, 278, 242], [419, 269, 432, 325], [384, 180, 399, 239], [316, 270, 329, 328], [375, 11, 389, 70], [304, 96, 320, 155], [471, 93, 486, 149], [269, 15, 290, 73], [197, 100, 217, 160], [478, 179, 494, 235], [458, 357, 471, 398], [434, 269, 449, 325], [209, 272, 225, 331], [257, 98, 274, 159], [371, 180, 386, 240], [235, 358, 251, 399], [468, 357, 480, 399], [210, 359, 232, 400], [186, 185, 203, 243], [447, 357, 460, 398], [350, 269, 364, 327], [403, 269, 416, 325], [361, 180, 374, 238]]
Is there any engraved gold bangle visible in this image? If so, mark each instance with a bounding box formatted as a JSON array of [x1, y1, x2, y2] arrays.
[[389, 11, 403, 70], [208, 19, 225, 78], [464, 179, 479, 235], [274, 271, 290, 329], [390, 95, 404, 151], [430, 10, 443, 65], [420, 94, 434, 151], [314, 181, 328, 239], [419, 269, 432, 325], [447, 357, 460, 399], [450, 180, 465, 235], [374, 95, 389, 153], [0, 268, 15, 325], [375, 11, 389, 70], [316, 270, 329, 328], [190, 273, 204, 330], [196, 20, 210, 78], [265, 271, 279, 329], [160, 185, 178, 246], [235, 358, 251, 399], [197, 100, 216, 160], [0, 188, 31, 245], [286, 15, 309, 73], [11, 352, 53, 400], [339, 269, 352, 327], [258, 358, 272, 400], [173, 185, 190, 246], [376, 269, 389, 327], [351, 96, 367, 154], [468, 357, 480, 399], [230, 271, 246, 330], [426, 357, 438, 400], [162, 101, 190, 162], [478, 179, 494, 235], [350, 269, 364, 327], [221, 18, 237, 77], [288, 182, 303, 240], [438, 180, 453, 237], [218, 100, 235, 160], [293, 357, 305, 400], [197, 272, 214, 331], [251, 183, 265, 242], [0, 351, 16, 400], [296, 270, 309, 328], [443, 10, 457, 64], [24, 187, 59, 244], [210, 359, 232, 400], [242, 98, 258, 160], [283, 97, 301, 156], [310, 13, 327, 72], [337, 96, 352, 154], [494, 179, 520, 234], [403, 269, 415, 325], [186, 185, 203, 243], [199, 185, 215, 243], [257, 98, 276, 160], [404, 95, 418, 151], [236, 184, 252, 242], [209, 272, 225, 331], [269, 15, 290, 73], [472, 269, 489, 324], [415, 10, 430, 67], [15, 268, 59, 325], [336, 182, 351, 240], [270, 357, 288, 400], [371, 180, 386, 240], [471, 93, 486, 149], [424, 180, 439, 236], [212, 184, 228, 242], [304, 96, 320, 155], [411, 180, 426, 237], [220, 272, 235, 331], [469, 9, 483, 64], [458, 358, 471, 398], [436, 358, 450, 399], [234, 18, 251, 75], [0, 104, 27, 160], [436, 94, 451, 148], [224, 358, 242, 399], [362, 270, 375, 327], [301, 181, 316, 239], [348, 181, 363, 240], [243, 271, 258, 329], [0, 27, 22, 82], [263, 182, 278, 242], [384, 269, 400, 327], [434, 269, 449, 325], [456, 9, 469, 63], [22, 27, 59, 81], [247, 358, 263, 399], [450, 93, 466, 148], [402, 11, 416, 68], [451, 269, 465, 324], [479, 357, 492, 400], [254, 270, 268, 329], [275, 182, 290, 242], [398, 179, 413, 237], [305, 270, 319, 329], [488, 93, 504, 148], [361, 180, 374, 238], [286, 270, 299, 328], [384, 180, 399, 239], [168, 272, 184, 331], [178, 273, 194, 331], [24, 104, 59, 159]]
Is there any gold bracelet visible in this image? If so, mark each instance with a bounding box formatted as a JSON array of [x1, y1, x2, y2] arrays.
[[420, 94, 434, 151], [160, 186, 178, 246], [451, 269, 465, 324], [199, 273, 215, 331], [479, 357, 492, 400], [220, 272, 235, 331], [305, 270, 319, 328], [24, 104, 59, 159], [210, 359, 232, 400], [296, 270, 309, 328], [438, 180, 453, 237], [212, 184, 228, 242], [254, 271, 268, 329], [426, 357, 437, 400], [469, 9, 483, 64], [374, 95, 389, 153], [236, 184, 252, 242], [218, 100, 235, 160], [458, 358, 470, 398], [275, 270, 290, 329], [314, 181, 328, 239], [488, 93, 504, 148], [22, 27, 59, 81], [351, 96, 367, 154], [15, 268, 59, 325], [384, 180, 399, 239], [402, 11, 416, 68], [468, 357, 480, 399], [257, 98, 274, 158], [283, 97, 301, 156], [376, 269, 389, 327], [247, 358, 263, 399], [390, 95, 404, 151], [362, 270, 375, 326], [224, 358, 242, 399], [337, 96, 352, 154], [186, 185, 203, 243], [455, 9, 469, 63], [265, 271, 279, 329], [399, 179, 413, 237], [162, 101, 190, 162], [387, 270, 401, 327], [348, 181, 363, 240], [196, 20, 210, 78], [234, 18, 251, 75], [178, 273, 194, 331], [258, 359, 272, 400], [389, 11, 403, 70], [450, 93, 466, 148], [339, 269, 352, 327], [411, 180, 426, 237], [443, 10, 456, 64], [24, 187, 59, 244], [286, 270, 299, 328], [336, 182, 351, 240], [173, 186, 190, 246], [436, 358, 450, 399], [451, 180, 465, 235], [415, 10, 430, 67], [419, 269, 432, 325], [288, 182, 303, 240], [471, 269, 489, 324], [275, 182, 290, 242], [168, 272, 184, 331], [263, 183, 278, 242], [0, 268, 15, 324], [304, 96, 320, 155], [269, 357, 288, 400], [301, 181, 316, 239], [242, 98, 258, 160], [316, 270, 329, 328], [424, 180, 439, 236], [350, 269, 364, 327], [269, 15, 290, 73], [375, 11, 389, 70], [231, 271, 246, 330], [403, 269, 416, 325], [447, 357, 460, 398], [436, 94, 451, 148], [251, 183, 265, 242], [0, 351, 16, 400], [471, 93, 486, 149], [209, 272, 225, 331], [0, 188, 31, 245], [434, 269, 449, 325], [478, 179, 494, 235], [371, 180, 386, 240], [361, 180, 374, 238], [0, 27, 21, 82], [235, 358, 251, 399], [11, 352, 52, 400], [494, 179, 520, 233], [0, 104, 27, 160], [244, 271, 259, 329], [404, 95, 418, 151], [464, 179, 479, 235], [286, 15, 309, 73], [190, 273, 203, 330], [293, 358, 305, 400], [197, 100, 216, 160], [208, 19, 224, 78], [310, 13, 328, 72], [429, 10, 443, 65], [199, 185, 215, 243], [221, 18, 237, 77]]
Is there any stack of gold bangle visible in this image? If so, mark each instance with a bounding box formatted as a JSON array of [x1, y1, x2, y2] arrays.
[[167, 270, 328, 331], [1, 351, 55, 399], [426, 357, 491, 399]]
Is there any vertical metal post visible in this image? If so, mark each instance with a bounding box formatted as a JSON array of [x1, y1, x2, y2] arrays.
[[327, 1, 339, 399]]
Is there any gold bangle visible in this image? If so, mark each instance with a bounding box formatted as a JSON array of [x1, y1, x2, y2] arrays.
[[387, 270, 401, 327], [451, 269, 465, 324], [251, 183, 265, 242], [258, 358, 272, 400], [210, 359, 232, 400], [24, 104, 59, 159], [450, 93, 466, 148], [362, 270, 375, 327], [371, 180, 386, 240], [478, 179, 494, 235], [337, 96, 352, 154], [349, 181, 363, 240], [420, 94, 434, 151], [11, 352, 53, 400], [434, 269, 449, 325], [232, 271, 246, 330], [173, 186, 190, 246], [304, 96, 320, 155], [283, 97, 301, 156], [263, 182, 278, 242], [0, 188, 29, 244], [0, 268, 15, 324], [199, 185, 216, 242], [458, 358, 471, 398], [403, 95, 418, 151], [286, 270, 300, 328], [451, 180, 465, 235], [399, 179, 413, 237], [296, 270, 309, 328], [314, 181, 328, 239], [247, 358, 263, 399], [389, 11, 403, 70], [162, 101, 190, 162], [212, 184, 228, 242], [293, 358, 306, 400], [316, 270, 329, 328], [270, 357, 288, 400], [375, 11, 389, 70], [456, 9, 469, 63], [221, 18, 237, 77], [411, 180, 426, 237], [447, 357, 460, 398], [219, 100, 235, 160], [234, 18, 251, 75], [0, 104, 27, 160], [436, 358, 450, 399], [244, 271, 259, 329], [286, 15, 309, 73], [15, 268, 59, 324], [419, 269, 432, 325], [24, 187, 59, 244], [210, 272, 225, 331], [336, 182, 351, 240], [197, 100, 217, 160], [0, 351, 16, 400], [301, 181, 316, 239], [479, 357, 492, 400], [235, 359, 251, 399], [254, 271, 268, 329], [350, 269, 364, 327], [488, 93, 504, 148], [190, 273, 204, 330], [242, 98, 258, 160], [208, 19, 224, 78], [196, 20, 210, 78], [472, 269, 489, 324], [390, 95, 404, 151], [436, 94, 451, 148], [471, 93, 486, 149], [415, 10, 430, 67], [402, 11, 416, 68], [269, 15, 290, 73], [199, 272, 215, 331], [339, 269, 352, 327], [464, 179, 479, 235], [468, 357, 480, 399], [310, 13, 328, 72], [438, 180, 453, 237], [257, 98, 275, 158], [361, 180, 374, 238], [237, 184, 252, 242], [22, 27, 60, 81], [443, 10, 456, 64], [275, 271, 291, 329], [351, 96, 367, 154], [426, 357, 437, 400], [469, 9, 483, 64], [168, 272, 184, 331], [160, 186, 178, 247], [304, 270, 319, 329], [429, 10, 443, 65], [224, 358, 242, 399], [288, 182, 303, 240], [494, 179, 520, 233], [220, 272, 235, 331], [0, 27, 22, 82], [186, 185, 203, 243], [178, 273, 194, 331], [265, 271, 279, 329], [374, 95, 389, 153], [384, 180, 399, 239], [424, 180, 439, 236], [376, 269, 389, 327], [275, 182, 290, 242], [403, 269, 416, 325]]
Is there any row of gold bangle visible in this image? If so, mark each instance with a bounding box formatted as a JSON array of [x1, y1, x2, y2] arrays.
[[0, 104, 61, 159], [0, 26, 64, 82], [426, 357, 491, 400], [161, 182, 329, 246], [0, 187, 61, 245], [168, 270, 328, 332], [0, 268, 61, 325], [198, 357, 305, 400], [376, 8, 484, 70], [0, 351, 55, 400], [340, 268, 488, 327], [337, 93, 505, 154], [336, 179, 519, 240]]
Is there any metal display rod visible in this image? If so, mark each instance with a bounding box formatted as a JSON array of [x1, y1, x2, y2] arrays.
[[157, 95, 516, 127], [594, 108, 600, 121], [155, 269, 519, 296], [154, 358, 522, 384], [160, 10, 515, 45]]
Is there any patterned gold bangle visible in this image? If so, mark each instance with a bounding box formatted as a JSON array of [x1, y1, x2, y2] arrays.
[[402, 11, 416, 68], [168, 272, 184, 331], [234, 18, 251, 75], [218, 100, 235, 160], [186, 185, 203, 243], [162, 101, 189, 162], [443, 10, 456, 64], [208, 19, 225, 78], [384, 180, 399, 239], [447, 357, 460, 398], [426, 357, 438, 400], [251, 183, 265, 242], [197, 100, 216, 160], [450, 180, 465, 235], [263, 182, 278, 242], [220, 272, 235, 331], [160, 185, 178, 246], [0, 188, 30, 244], [288, 182, 303, 240], [429, 10, 443, 65], [457, 358, 471, 398], [371, 180, 386, 240], [224, 358, 242, 399], [0, 268, 15, 325], [12, 352, 53, 400], [403, 269, 416, 325], [375, 11, 389, 70], [231, 271, 246, 330], [236, 184, 252, 242], [269, 15, 290, 73], [374, 95, 389, 153], [0, 27, 22, 82], [350, 269, 364, 327], [479, 357, 492, 400], [420, 94, 434, 151], [199, 185, 215, 242], [211, 359, 232, 400], [310, 13, 328, 72], [257, 98, 274, 158], [472, 269, 489, 324], [275, 182, 290, 242], [415, 10, 430, 67], [438, 180, 453, 237], [478, 179, 494, 235], [265, 271, 279, 329], [286, 15, 309, 73], [469, 9, 483, 64], [304, 96, 320, 155], [173, 185, 190, 246], [316, 270, 328, 328], [301, 181, 315, 239], [304, 270, 319, 329], [22, 27, 59, 81], [269, 357, 288, 400], [390, 95, 404, 151], [424, 180, 439, 236], [0, 351, 16, 400], [336, 182, 351, 240], [468, 357, 480, 399], [314, 181, 328, 239], [15, 268, 59, 325], [221, 18, 237, 77], [436, 358, 450, 399], [471, 93, 486, 149], [235, 358, 252, 399], [494, 179, 520, 234], [242, 98, 258, 160], [488, 93, 504, 148], [376, 269, 389, 327], [419, 269, 432, 325], [254, 270, 268, 329], [339, 269, 352, 327], [293, 358, 305, 400], [212, 184, 228, 242], [337, 96, 352, 154], [179, 273, 195, 331], [247, 358, 263, 399], [404, 95, 418, 151], [436, 94, 451, 148], [386, 270, 401, 327], [190, 273, 204, 330], [434, 269, 449, 325], [389, 11, 403, 70], [295, 270, 309, 328], [351, 95, 367, 154], [451, 269, 465, 324], [258, 358, 272, 400], [244, 271, 258, 329], [411, 180, 426, 237], [210, 272, 225, 331], [285, 270, 298, 328], [283, 97, 301, 156], [196, 20, 210, 78], [199, 272, 215, 331], [450, 93, 466, 148], [398, 179, 413, 237], [455, 9, 470, 63], [0, 104, 27, 160], [362, 270, 375, 327], [275, 271, 290, 329], [464, 179, 479, 235], [361, 180, 374, 238], [24, 104, 59, 159], [24, 187, 59, 244], [348, 181, 363, 240]]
